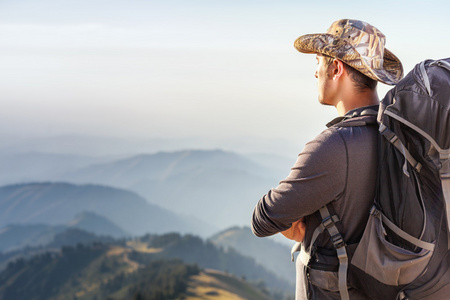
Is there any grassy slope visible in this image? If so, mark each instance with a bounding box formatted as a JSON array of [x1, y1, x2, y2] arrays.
[[62, 242, 274, 300], [185, 269, 273, 300], [126, 240, 274, 300]]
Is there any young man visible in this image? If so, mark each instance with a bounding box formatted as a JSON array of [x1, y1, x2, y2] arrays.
[[251, 19, 403, 299]]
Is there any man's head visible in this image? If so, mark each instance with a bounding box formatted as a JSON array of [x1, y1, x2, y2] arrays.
[[294, 19, 403, 86]]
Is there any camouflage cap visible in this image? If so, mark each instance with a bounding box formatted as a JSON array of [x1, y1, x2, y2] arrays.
[[294, 19, 403, 85]]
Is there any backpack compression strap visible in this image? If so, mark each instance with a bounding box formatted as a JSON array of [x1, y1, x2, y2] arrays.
[[292, 206, 349, 300], [308, 206, 350, 300], [379, 123, 423, 176], [319, 206, 350, 300]]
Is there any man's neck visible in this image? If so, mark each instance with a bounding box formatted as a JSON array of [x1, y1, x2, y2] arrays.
[[335, 89, 379, 116]]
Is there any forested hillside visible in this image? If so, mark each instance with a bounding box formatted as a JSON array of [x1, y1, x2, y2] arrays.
[[130, 233, 292, 292], [0, 232, 294, 300], [0, 246, 199, 300]]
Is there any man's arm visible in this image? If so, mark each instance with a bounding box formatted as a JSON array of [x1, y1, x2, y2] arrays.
[[251, 128, 348, 237]]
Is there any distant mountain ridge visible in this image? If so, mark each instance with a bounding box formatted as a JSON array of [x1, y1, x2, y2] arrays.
[[67, 211, 128, 238], [0, 149, 290, 231], [0, 134, 301, 158], [0, 152, 115, 186], [0, 182, 215, 237], [61, 149, 271, 184], [0, 210, 131, 252], [59, 149, 281, 229]]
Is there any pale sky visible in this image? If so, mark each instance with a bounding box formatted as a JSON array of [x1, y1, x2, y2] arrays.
[[1, 0, 449, 154]]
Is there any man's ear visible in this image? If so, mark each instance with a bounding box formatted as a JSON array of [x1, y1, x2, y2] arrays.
[[331, 59, 345, 80]]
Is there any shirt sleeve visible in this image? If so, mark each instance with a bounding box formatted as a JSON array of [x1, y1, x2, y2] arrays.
[[251, 127, 348, 237]]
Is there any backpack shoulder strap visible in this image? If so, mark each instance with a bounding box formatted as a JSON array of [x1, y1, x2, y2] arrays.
[[319, 205, 349, 300], [304, 205, 349, 300], [334, 109, 378, 128]]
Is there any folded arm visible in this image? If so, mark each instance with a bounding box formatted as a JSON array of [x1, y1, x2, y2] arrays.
[[251, 128, 347, 238]]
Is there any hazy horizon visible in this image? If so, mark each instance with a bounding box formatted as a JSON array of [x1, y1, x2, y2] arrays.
[[1, 0, 449, 156]]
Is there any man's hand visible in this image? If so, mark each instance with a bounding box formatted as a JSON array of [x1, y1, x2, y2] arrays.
[[281, 218, 306, 242]]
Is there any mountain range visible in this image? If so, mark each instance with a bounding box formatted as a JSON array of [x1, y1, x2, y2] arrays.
[[0, 182, 215, 237], [0, 186, 295, 286], [59, 149, 287, 229], [0, 152, 111, 186], [0, 149, 294, 230], [0, 147, 298, 297], [0, 211, 127, 252], [0, 134, 301, 158]]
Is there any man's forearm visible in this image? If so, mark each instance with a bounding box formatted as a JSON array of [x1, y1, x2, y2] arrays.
[[251, 197, 290, 237]]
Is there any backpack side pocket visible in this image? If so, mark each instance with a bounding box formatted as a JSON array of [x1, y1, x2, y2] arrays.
[[351, 208, 434, 286]]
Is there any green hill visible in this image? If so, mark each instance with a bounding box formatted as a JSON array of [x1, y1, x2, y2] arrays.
[[128, 233, 292, 293], [0, 227, 116, 274], [0, 245, 198, 300], [0, 232, 294, 300], [186, 269, 274, 300]]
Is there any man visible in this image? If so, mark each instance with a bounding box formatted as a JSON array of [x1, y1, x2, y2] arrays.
[[251, 19, 403, 299]]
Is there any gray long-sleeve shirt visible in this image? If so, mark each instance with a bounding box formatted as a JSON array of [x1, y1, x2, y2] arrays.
[[252, 106, 379, 299]]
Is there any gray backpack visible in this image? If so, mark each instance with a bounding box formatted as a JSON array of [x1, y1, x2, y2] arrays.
[[309, 58, 450, 300]]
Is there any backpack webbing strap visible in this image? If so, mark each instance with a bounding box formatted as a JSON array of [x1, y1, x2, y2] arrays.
[[442, 173, 450, 250], [440, 159, 450, 249], [419, 61, 432, 95], [417, 59, 450, 95], [318, 206, 350, 300], [292, 214, 340, 262], [430, 59, 450, 71], [379, 124, 423, 176], [309, 214, 340, 247]]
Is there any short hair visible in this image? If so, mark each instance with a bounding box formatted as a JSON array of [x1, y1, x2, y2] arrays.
[[323, 55, 377, 92]]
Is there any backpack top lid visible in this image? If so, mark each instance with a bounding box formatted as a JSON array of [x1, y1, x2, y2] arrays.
[[378, 58, 450, 153]]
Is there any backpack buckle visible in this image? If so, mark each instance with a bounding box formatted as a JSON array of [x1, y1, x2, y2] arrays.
[[322, 215, 334, 229], [331, 233, 345, 248]]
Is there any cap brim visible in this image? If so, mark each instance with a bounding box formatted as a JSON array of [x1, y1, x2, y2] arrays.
[[294, 33, 336, 54], [293, 33, 404, 85]]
